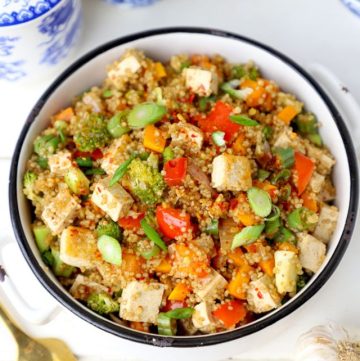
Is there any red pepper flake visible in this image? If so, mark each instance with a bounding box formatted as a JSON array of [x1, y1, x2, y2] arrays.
[[91, 148, 103, 160], [229, 199, 238, 210], [257, 290, 263, 299]]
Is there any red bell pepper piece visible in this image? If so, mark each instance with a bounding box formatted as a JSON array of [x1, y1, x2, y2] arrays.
[[156, 206, 191, 239], [198, 101, 240, 141], [118, 213, 145, 230], [164, 157, 188, 186], [294, 151, 315, 195], [212, 300, 247, 328]]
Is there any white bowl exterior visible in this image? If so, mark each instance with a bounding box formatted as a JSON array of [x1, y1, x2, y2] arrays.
[[15, 32, 351, 350]]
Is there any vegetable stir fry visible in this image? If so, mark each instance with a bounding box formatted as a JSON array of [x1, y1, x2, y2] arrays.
[[23, 49, 339, 335]]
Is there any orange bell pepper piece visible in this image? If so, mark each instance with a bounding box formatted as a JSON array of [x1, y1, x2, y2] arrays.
[[277, 105, 299, 124], [154, 257, 172, 273], [168, 283, 191, 301], [143, 124, 166, 153], [301, 191, 318, 212], [54, 107, 74, 121], [259, 256, 275, 277], [154, 62, 167, 78], [227, 262, 253, 300], [212, 300, 247, 328], [294, 151, 315, 195]]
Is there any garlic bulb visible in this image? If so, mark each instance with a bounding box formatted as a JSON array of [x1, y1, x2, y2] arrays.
[[295, 323, 360, 361]]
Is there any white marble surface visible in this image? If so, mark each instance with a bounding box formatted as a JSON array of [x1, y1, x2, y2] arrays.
[[0, 0, 360, 360]]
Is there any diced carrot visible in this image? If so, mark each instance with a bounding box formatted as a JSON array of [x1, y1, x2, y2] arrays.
[[154, 257, 172, 273], [301, 191, 318, 212], [227, 263, 253, 300], [232, 133, 246, 155], [227, 248, 248, 267], [212, 300, 247, 328], [241, 79, 276, 111], [277, 105, 299, 125], [130, 322, 149, 332], [168, 283, 191, 301], [143, 124, 166, 153], [54, 107, 74, 121], [121, 251, 144, 278], [154, 62, 167, 78], [277, 242, 299, 254], [294, 151, 315, 195], [190, 54, 212, 69], [259, 256, 275, 277]]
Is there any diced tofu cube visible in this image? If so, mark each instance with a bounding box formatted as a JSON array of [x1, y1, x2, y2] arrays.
[[170, 123, 204, 153], [246, 275, 281, 314], [59, 226, 97, 268], [91, 176, 133, 221], [273, 132, 292, 148], [120, 281, 165, 323], [108, 55, 141, 79], [48, 151, 73, 176], [298, 233, 326, 273], [192, 302, 215, 331], [309, 171, 325, 194], [70, 275, 109, 300], [194, 269, 228, 301], [313, 204, 339, 243], [41, 189, 80, 235], [211, 154, 252, 192], [274, 251, 301, 294], [183, 67, 218, 96], [306, 144, 336, 175], [101, 135, 132, 175]]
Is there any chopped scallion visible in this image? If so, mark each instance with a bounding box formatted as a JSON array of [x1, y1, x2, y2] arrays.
[[271, 169, 291, 184], [273, 147, 295, 168], [230, 115, 259, 126], [157, 313, 177, 336], [265, 205, 280, 222], [287, 207, 318, 231], [163, 307, 194, 319], [231, 224, 265, 250], [97, 235, 122, 265], [75, 157, 93, 168], [140, 218, 167, 251], [107, 111, 130, 138], [274, 226, 296, 244], [247, 187, 272, 217], [257, 169, 271, 182], [211, 131, 226, 147], [127, 103, 167, 129], [204, 219, 219, 237], [163, 147, 174, 163], [109, 154, 136, 186]]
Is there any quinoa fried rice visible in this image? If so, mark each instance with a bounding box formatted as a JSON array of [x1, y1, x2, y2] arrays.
[[23, 49, 339, 336]]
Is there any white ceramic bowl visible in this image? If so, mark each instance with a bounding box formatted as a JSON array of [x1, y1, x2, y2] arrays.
[[9, 28, 359, 348]]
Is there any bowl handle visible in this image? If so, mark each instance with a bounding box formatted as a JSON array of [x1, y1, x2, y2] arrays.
[[0, 241, 61, 325], [307, 63, 360, 154]]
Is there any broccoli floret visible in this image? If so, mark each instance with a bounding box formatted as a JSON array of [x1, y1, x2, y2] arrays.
[[127, 158, 165, 205], [87, 292, 120, 315], [74, 114, 111, 152], [96, 219, 123, 241], [34, 134, 60, 157], [23, 171, 39, 202]]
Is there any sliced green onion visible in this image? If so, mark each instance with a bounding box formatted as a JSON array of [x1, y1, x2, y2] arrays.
[[247, 187, 272, 217], [204, 219, 219, 237], [37, 156, 48, 169], [262, 125, 273, 140], [138, 152, 150, 161], [279, 184, 292, 201], [163, 147, 174, 163], [33, 224, 52, 253], [307, 133, 323, 147], [97, 235, 122, 265], [257, 169, 271, 182], [164, 307, 194, 319], [273, 147, 295, 169], [271, 169, 291, 184], [274, 226, 296, 244], [265, 217, 281, 239], [64, 168, 90, 195], [75, 157, 93, 168], [34, 134, 60, 156], [294, 113, 318, 134], [102, 89, 113, 98], [85, 168, 106, 176], [296, 274, 310, 291], [231, 224, 265, 250], [127, 103, 167, 129], [140, 219, 167, 251], [198, 96, 215, 112], [265, 205, 280, 222], [287, 207, 317, 231], [230, 115, 259, 126], [157, 313, 177, 336], [109, 155, 136, 186], [58, 129, 67, 143], [138, 242, 160, 260], [221, 80, 246, 99], [41, 250, 54, 267], [212, 131, 226, 147], [107, 111, 130, 138]]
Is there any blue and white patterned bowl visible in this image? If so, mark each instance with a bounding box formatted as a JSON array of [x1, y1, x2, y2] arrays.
[[103, 0, 158, 7], [341, 0, 360, 16], [0, 0, 82, 82]]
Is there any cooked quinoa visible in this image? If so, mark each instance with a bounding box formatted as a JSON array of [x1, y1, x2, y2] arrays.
[[23, 49, 339, 335]]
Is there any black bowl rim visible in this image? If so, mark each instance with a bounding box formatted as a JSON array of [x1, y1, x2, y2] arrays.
[[9, 27, 359, 348]]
